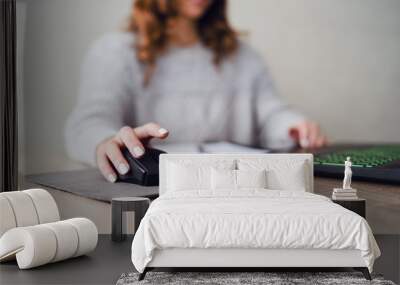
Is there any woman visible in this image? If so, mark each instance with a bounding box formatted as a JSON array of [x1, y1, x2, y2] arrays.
[[65, 0, 327, 183]]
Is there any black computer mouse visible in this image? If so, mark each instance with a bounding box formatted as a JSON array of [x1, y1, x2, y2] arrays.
[[117, 147, 166, 186]]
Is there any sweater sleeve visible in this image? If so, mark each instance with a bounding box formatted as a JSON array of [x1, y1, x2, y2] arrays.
[[64, 34, 135, 166], [252, 56, 306, 150]]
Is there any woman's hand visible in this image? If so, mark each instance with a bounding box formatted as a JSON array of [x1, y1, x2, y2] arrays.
[[96, 123, 169, 182], [289, 121, 328, 149]]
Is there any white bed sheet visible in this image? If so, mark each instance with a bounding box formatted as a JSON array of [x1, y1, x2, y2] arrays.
[[131, 190, 380, 273]]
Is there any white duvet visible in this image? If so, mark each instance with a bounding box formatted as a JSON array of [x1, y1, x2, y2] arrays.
[[131, 190, 380, 273]]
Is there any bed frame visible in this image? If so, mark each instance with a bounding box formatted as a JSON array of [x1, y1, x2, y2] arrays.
[[139, 154, 371, 280], [140, 248, 370, 280]]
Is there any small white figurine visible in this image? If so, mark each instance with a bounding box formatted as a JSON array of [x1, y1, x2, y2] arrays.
[[332, 156, 358, 200], [343, 156, 352, 189]]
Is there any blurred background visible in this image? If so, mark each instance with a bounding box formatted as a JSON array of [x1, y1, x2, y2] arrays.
[[16, 0, 400, 175]]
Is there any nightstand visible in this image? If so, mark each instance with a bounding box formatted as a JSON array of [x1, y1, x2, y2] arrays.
[[111, 197, 150, 242], [332, 198, 366, 218]]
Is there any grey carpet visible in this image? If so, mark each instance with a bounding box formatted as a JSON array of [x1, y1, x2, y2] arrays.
[[117, 272, 396, 285]]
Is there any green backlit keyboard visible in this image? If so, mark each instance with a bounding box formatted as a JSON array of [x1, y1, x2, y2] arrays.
[[314, 145, 400, 184]]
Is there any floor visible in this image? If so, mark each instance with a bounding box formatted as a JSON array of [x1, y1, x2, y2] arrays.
[[0, 236, 133, 285], [0, 235, 399, 285]]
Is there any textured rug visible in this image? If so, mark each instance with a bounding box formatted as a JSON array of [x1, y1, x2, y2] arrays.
[[116, 272, 396, 285]]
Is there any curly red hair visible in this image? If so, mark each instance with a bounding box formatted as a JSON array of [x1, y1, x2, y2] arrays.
[[128, 0, 238, 85]]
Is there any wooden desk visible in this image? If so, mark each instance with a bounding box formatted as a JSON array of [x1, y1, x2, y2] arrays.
[[25, 169, 400, 235], [25, 169, 158, 234], [314, 177, 400, 234]]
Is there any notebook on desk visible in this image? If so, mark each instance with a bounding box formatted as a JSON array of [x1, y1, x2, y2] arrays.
[[154, 141, 269, 154]]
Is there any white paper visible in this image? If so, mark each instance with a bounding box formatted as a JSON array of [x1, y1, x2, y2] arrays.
[[201, 142, 269, 154]]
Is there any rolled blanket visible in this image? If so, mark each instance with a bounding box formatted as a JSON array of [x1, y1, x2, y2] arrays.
[[0, 218, 98, 269]]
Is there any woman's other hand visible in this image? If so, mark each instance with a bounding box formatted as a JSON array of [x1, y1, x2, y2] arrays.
[[96, 123, 169, 182], [289, 121, 328, 149]]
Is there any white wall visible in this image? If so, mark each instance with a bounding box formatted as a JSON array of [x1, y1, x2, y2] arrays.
[[20, 0, 132, 174], [19, 0, 400, 174], [229, 0, 400, 143]]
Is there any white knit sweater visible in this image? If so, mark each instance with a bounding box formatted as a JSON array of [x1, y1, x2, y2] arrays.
[[65, 32, 305, 165]]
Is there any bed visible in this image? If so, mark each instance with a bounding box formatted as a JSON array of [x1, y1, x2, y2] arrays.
[[131, 154, 380, 280]]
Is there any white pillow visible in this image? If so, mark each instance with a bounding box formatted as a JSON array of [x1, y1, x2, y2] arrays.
[[237, 159, 307, 191], [167, 160, 235, 192], [211, 168, 236, 190], [236, 169, 267, 189], [211, 169, 267, 190]]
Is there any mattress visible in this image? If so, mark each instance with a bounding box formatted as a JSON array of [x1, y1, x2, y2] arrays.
[[131, 190, 380, 273]]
